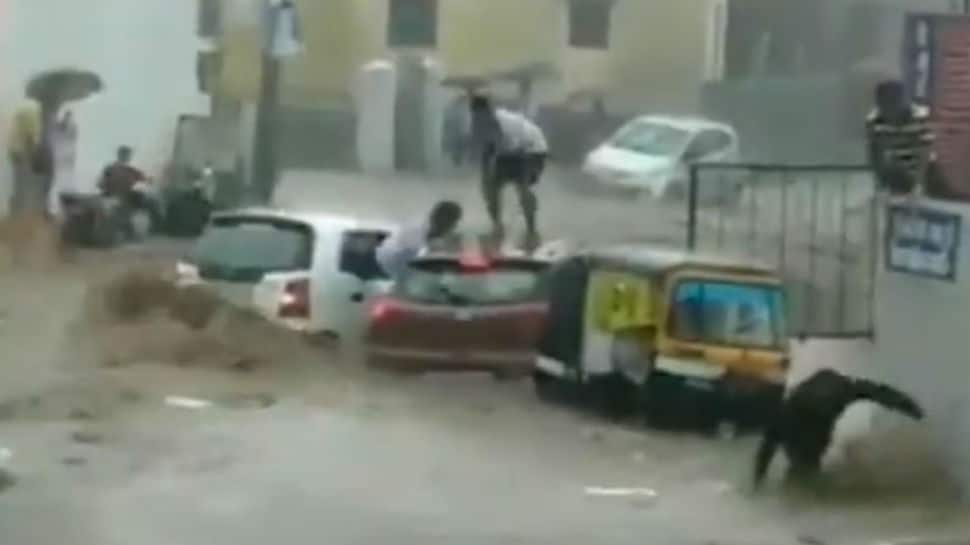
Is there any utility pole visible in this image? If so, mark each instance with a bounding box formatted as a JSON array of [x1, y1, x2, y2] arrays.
[[251, 0, 302, 205], [252, 52, 281, 204]]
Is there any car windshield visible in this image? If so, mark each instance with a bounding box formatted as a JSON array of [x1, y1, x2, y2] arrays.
[[669, 279, 785, 349], [188, 217, 313, 282], [395, 259, 546, 306], [609, 120, 691, 156]]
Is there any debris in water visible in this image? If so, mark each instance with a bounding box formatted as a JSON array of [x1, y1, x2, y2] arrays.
[[217, 393, 277, 410], [165, 396, 214, 410], [0, 468, 16, 492], [71, 430, 104, 445], [118, 389, 142, 404], [69, 408, 94, 421], [0, 449, 15, 492], [62, 456, 87, 467], [584, 486, 658, 498]]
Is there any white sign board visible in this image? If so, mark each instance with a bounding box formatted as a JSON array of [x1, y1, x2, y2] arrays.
[[886, 204, 962, 281], [263, 0, 303, 58]]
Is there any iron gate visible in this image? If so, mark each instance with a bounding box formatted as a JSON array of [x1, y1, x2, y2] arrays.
[[686, 163, 878, 338]]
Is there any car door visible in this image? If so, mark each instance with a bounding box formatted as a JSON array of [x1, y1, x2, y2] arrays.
[[333, 228, 392, 342]]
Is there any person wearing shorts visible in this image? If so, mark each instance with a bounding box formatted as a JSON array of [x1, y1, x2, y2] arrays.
[[470, 95, 548, 246]]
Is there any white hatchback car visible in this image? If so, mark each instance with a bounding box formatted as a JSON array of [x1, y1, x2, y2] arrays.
[[582, 115, 741, 201], [175, 208, 396, 341]]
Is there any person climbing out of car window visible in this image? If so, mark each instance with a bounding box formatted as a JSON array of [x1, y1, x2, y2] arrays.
[[470, 94, 548, 250], [866, 79, 948, 198], [374, 200, 463, 281], [753, 368, 924, 489]]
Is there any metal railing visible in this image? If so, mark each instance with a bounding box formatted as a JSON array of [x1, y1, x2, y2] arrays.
[[687, 163, 878, 338]]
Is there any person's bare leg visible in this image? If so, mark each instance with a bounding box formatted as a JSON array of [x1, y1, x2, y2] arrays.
[[514, 155, 541, 250], [481, 172, 503, 241], [514, 181, 539, 249]]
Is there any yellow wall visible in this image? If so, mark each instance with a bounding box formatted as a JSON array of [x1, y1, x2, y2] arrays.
[[437, 0, 561, 77], [217, 0, 714, 112], [606, 0, 713, 113]]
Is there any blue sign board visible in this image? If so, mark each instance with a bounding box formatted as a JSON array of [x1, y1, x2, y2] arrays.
[[886, 205, 962, 281]]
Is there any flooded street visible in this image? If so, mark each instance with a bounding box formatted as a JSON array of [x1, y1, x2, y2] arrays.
[[0, 175, 965, 545]]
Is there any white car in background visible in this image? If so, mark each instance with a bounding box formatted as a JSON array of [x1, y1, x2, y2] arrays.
[[582, 115, 742, 202], [175, 208, 396, 341]]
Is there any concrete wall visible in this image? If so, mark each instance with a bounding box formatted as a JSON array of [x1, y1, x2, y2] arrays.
[[874, 199, 970, 492], [0, 0, 209, 201], [606, 0, 721, 114]]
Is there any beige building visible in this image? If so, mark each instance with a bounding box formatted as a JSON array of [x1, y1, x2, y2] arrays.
[[215, 0, 726, 114]]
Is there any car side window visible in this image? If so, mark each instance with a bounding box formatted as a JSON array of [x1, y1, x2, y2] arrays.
[[684, 130, 733, 162], [338, 229, 390, 280]]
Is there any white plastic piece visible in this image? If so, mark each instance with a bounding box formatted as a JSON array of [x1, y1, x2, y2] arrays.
[[164, 396, 214, 410], [584, 486, 658, 498]]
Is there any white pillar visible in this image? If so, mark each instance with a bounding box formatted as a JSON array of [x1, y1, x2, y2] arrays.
[[354, 60, 396, 174], [422, 56, 446, 173]]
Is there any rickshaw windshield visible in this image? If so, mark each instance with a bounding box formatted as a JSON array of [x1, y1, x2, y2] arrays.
[[669, 279, 785, 349]]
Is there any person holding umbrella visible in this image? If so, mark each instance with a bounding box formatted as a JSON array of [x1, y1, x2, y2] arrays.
[[5, 97, 43, 214], [21, 68, 102, 215]]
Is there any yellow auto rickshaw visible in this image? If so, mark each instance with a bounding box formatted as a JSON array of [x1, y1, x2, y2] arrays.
[[533, 244, 789, 431]]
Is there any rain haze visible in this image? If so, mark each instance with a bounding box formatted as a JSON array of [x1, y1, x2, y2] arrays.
[[0, 1, 968, 544]]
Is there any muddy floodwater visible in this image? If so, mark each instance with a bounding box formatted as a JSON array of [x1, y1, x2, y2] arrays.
[[0, 188, 967, 544]]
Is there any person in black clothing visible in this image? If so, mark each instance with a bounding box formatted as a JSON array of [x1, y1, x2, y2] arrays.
[[866, 80, 948, 198], [753, 369, 924, 489]]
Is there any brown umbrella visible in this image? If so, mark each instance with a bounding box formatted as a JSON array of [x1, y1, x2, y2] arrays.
[[26, 68, 103, 106]]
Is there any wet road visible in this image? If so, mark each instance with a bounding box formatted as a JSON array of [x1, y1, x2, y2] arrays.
[[0, 174, 966, 545], [273, 167, 691, 247]]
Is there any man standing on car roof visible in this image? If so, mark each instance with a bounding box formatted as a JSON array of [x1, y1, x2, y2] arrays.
[[470, 94, 548, 250], [374, 200, 463, 281]]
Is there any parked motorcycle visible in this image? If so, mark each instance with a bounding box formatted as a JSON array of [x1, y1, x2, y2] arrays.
[[161, 166, 214, 238], [59, 192, 123, 248], [59, 183, 160, 248]]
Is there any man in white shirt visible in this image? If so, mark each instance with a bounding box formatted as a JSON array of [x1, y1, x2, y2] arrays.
[[375, 200, 463, 280], [470, 95, 548, 248]]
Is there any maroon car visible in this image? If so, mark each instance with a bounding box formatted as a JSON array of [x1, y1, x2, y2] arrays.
[[365, 252, 549, 379]]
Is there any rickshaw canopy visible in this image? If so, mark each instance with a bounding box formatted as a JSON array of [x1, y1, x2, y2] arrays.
[[579, 245, 778, 279]]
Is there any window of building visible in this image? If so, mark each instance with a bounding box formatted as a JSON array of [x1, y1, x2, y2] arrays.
[[388, 0, 438, 48], [568, 0, 612, 49], [196, 50, 223, 94], [197, 0, 222, 39], [704, 0, 727, 81]]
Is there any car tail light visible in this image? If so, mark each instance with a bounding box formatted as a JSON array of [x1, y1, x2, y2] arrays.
[[279, 279, 310, 319], [369, 297, 401, 323], [459, 251, 491, 271]]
